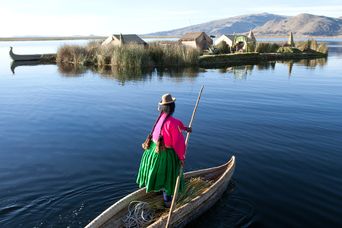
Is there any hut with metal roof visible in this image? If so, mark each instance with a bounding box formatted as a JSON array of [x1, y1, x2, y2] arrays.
[[179, 32, 213, 50], [102, 34, 147, 46]]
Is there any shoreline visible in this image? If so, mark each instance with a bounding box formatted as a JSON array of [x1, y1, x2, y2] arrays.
[[0, 35, 341, 42], [0, 36, 106, 42], [198, 52, 327, 68], [29, 52, 327, 69], [10, 52, 325, 76], [0, 35, 179, 42]]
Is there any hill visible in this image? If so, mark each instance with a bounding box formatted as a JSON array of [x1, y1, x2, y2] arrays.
[[149, 13, 286, 36], [149, 13, 342, 37], [255, 13, 342, 36]]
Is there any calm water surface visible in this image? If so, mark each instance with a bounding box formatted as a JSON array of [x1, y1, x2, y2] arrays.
[[0, 39, 341, 227]]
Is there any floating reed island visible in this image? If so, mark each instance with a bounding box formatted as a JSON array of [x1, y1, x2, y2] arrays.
[[56, 41, 328, 70], [56, 41, 200, 70], [200, 38, 328, 68], [55, 32, 328, 71]]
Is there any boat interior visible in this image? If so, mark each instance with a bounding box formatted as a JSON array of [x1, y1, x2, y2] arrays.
[[100, 160, 232, 228]]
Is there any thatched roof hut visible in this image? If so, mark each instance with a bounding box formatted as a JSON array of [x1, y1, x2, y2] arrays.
[[288, 32, 295, 47], [247, 30, 256, 42], [214, 34, 235, 46], [102, 34, 147, 46], [179, 32, 213, 50], [231, 31, 257, 52], [215, 31, 256, 52]]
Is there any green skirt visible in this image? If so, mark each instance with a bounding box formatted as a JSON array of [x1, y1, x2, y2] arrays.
[[136, 141, 184, 196]]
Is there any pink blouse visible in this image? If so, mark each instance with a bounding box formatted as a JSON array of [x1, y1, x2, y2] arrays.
[[152, 113, 187, 161]]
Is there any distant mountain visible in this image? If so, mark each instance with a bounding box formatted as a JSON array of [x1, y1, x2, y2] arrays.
[[149, 13, 342, 37], [255, 13, 342, 36], [149, 13, 286, 36]]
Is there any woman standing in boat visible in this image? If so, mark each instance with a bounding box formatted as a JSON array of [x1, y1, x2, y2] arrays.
[[136, 93, 192, 207]]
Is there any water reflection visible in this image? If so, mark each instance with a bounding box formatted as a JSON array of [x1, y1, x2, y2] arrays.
[[256, 61, 276, 70], [10, 60, 54, 74], [54, 57, 329, 81], [296, 57, 327, 68], [280, 58, 327, 76], [218, 57, 327, 78], [155, 67, 204, 81], [92, 65, 154, 84], [220, 65, 254, 80], [219, 62, 276, 79], [57, 63, 202, 84], [10, 57, 328, 81], [57, 63, 87, 77]]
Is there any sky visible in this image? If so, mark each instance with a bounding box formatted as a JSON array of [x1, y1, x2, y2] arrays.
[[0, 0, 341, 37]]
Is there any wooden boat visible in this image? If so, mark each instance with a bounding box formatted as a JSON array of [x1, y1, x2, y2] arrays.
[[85, 156, 235, 228], [9, 47, 56, 61]]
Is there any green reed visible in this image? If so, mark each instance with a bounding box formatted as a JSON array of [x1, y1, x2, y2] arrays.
[[56, 41, 200, 69]]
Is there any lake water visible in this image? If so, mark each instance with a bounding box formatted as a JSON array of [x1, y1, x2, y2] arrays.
[[0, 39, 341, 227]]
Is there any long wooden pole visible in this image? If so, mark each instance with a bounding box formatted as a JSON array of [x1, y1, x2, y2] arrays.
[[166, 85, 204, 228]]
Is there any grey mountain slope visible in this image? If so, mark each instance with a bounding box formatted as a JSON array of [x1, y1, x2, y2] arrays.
[[149, 13, 286, 36], [255, 13, 342, 36], [149, 13, 342, 37]]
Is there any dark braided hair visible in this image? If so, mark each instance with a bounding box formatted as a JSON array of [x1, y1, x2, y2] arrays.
[[154, 103, 175, 152], [142, 102, 176, 151], [158, 102, 175, 115], [142, 113, 162, 150]]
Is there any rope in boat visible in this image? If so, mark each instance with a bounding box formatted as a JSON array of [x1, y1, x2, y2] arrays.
[[121, 179, 252, 227], [122, 201, 155, 228], [122, 178, 212, 227]]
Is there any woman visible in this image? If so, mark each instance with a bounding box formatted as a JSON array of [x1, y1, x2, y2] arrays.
[[136, 93, 192, 207]]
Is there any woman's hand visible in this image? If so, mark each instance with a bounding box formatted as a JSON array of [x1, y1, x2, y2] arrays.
[[185, 127, 192, 133]]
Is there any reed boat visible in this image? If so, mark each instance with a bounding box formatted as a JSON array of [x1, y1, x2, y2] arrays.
[[9, 47, 56, 61], [86, 156, 235, 228]]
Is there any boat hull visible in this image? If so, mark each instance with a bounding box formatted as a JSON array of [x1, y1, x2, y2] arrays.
[[9, 47, 56, 61], [86, 156, 235, 228], [148, 157, 235, 227]]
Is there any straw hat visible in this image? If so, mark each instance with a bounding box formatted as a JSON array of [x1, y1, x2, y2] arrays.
[[159, 93, 176, 105]]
